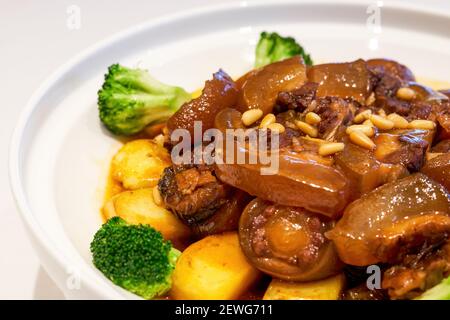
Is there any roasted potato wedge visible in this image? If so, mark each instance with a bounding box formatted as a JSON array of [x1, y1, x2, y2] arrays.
[[103, 188, 191, 249], [171, 232, 261, 300], [111, 139, 171, 190], [263, 274, 345, 300]]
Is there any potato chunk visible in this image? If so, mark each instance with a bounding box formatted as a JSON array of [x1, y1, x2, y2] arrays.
[[103, 188, 191, 249], [111, 139, 171, 190], [171, 232, 261, 300], [263, 274, 345, 300]]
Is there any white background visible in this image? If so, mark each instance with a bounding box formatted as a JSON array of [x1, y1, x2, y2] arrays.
[[1, 0, 449, 299]]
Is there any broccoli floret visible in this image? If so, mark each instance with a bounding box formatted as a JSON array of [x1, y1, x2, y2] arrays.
[[254, 31, 313, 68], [90, 217, 181, 299], [98, 64, 191, 135], [416, 276, 450, 300]]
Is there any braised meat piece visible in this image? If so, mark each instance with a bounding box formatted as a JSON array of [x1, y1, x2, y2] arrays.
[[327, 174, 450, 266], [275, 82, 318, 112], [167, 69, 238, 143], [374, 131, 429, 172], [367, 58, 416, 83], [158, 164, 231, 225], [342, 284, 387, 300], [368, 59, 420, 117], [158, 164, 251, 237], [382, 241, 450, 299], [314, 97, 357, 140]]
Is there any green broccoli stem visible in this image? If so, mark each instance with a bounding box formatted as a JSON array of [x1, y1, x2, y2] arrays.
[[416, 276, 450, 300]]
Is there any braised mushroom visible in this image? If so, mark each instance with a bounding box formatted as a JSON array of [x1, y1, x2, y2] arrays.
[[239, 198, 342, 281]]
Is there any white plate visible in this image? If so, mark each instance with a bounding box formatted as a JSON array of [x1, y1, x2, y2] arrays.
[[9, 0, 450, 299]]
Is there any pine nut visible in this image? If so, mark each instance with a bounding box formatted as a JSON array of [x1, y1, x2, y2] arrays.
[[319, 142, 345, 156], [363, 119, 374, 127], [154, 134, 165, 147], [349, 131, 376, 150], [377, 109, 387, 117], [303, 136, 327, 144], [242, 108, 263, 126], [426, 153, 443, 161], [295, 120, 318, 137], [267, 123, 286, 133], [354, 109, 372, 123], [162, 126, 169, 136], [153, 186, 163, 206], [305, 112, 321, 125], [365, 92, 375, 106], [397, 87, 416, 100], [370, 114, 395, 130], [259, 113, 276, 128], [408, 119, 436, 130], [387, 113, 409, 129], [346, 125, 375, 137]]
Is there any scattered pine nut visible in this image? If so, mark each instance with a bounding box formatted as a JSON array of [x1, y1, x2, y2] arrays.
[[305, 112, 321, 125], [354, 109, 372, 123], [266, 123, 286, 133], [408, 119, 436, 130], [396, 87, 416, 100], [363, 119, 374, 127], [259, 113, 276, 128], [426, 152, 443, 161], [349, 131, 376, 150], [295, 120, 318, 137], [153, 134, 165, 147], [284, 121, 297, 129], [387, 113, 409, 129], [303, 136, 327, 144], [153, 186, 163, 206], [377, 109, 387, 117], [346, 125, 375, 137], [162, 126, 169, 136], [319, 142, 345, 156], [370, 114, 395, 130], [242, 108, 263, 126], [365, 93, 375, 106]]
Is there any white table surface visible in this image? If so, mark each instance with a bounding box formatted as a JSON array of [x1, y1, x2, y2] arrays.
[[1, 0, 449, 299]]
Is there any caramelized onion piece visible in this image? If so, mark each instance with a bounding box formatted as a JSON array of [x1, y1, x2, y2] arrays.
[[239, 198, 342, 281], [167, 69, 238, 142], [327, 173, 450, 266], [421, 153, 450, 192], [237, 56, 307, 114], [307, 59, 371, 104]]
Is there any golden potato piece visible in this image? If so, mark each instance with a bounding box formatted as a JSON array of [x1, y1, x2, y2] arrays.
[[111, 139, 171, 190], [171, 232, 261, 300], [263, 274, 345, 300], [103, 188, 191, 249]]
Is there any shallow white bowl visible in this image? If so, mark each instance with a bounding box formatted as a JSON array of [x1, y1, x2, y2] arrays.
[[9, 0, 450, 299]]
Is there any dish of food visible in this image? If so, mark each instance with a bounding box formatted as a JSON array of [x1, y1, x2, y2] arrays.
[[10, 1, 450, 300], [89, 29, 450, 300]]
